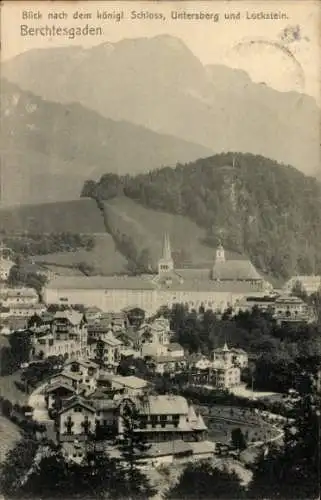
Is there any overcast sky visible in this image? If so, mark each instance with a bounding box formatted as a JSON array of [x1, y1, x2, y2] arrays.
[[2, 0, 320, 105]]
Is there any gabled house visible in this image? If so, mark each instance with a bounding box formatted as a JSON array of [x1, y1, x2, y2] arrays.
[[187, 354, 212, 371], [51, 309, 88, 357], [117, 326, 141, 350], [88, 331, 123, 368], [63, 359, 99, 393], [0, 286, 39, 306], [139, 316, 172, 345], [149, 355, 186, 375], [58, 397, 96, 440], [64, 359, 99, 379], [141, 341, 168, 358], [97, 374, 148, 397], [125, 394, 207, 443], [50, 371, 85, 393], [84, 306, 102, 322], [45, 381, 76, 412], [87, 320, 113, 342]]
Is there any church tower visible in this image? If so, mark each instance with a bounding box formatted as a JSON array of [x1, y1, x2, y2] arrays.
[[211, 241, 225, 281], [158, 233, 174, 275], [216, 242, 225, 263]]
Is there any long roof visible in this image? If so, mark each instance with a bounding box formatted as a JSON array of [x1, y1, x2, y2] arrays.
[[141, 440, 192, 458], [45, 268, 268, 294], [53, 310, 84, 325], [212, 259, 262, 281], [98, 374, 148, 389], [100, 334, 123, 347], [46, 276, 157, 291], [189, 440, 215, 454], [136, 395, 189, 415]]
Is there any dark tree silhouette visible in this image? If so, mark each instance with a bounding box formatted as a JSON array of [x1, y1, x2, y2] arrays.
[[165, 462, 246, 499], [231, 427, 247, 450], [248, 356, 320, 499]]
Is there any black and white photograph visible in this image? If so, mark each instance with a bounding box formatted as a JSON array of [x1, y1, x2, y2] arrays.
[[0, 1, 320, 498]]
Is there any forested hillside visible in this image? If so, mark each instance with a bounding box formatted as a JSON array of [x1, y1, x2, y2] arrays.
[[82, 153, 321, 279]]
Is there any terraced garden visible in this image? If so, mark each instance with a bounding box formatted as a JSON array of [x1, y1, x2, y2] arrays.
[[197, 405, 280, 445]]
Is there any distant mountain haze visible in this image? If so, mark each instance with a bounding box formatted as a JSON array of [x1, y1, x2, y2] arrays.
[[2, 35, 320, 179], [0, 78, 213, 205]]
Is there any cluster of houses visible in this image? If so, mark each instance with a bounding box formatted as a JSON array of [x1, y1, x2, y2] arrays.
[[0, 236, 318, 335], [27, 308, 248, 390], [25, 309, 251, 466], [0, 241, 318, 467], [0, 286, 45, 327], [42, 357, 214, 465], [0, 283, 316, 342], [235, 293, 316, 324]]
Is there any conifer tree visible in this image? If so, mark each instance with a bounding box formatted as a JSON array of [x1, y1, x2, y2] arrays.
[[248, 355, 320, 499]]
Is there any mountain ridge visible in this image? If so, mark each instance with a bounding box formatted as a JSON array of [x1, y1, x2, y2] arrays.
[[3, 35, 320, 179], [0, 78, 213, 205]]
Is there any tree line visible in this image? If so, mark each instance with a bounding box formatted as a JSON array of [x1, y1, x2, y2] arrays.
[[3, 233, 95, 258], [160, 302, 321, 393]]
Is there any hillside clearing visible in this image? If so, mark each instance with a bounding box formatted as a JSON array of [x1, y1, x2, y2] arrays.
[[33, 233, 128, 275], [104, 196, 243, 268], [0, 198, 105, 234]]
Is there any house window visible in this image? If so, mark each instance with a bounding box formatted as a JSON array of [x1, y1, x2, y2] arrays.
[[139, 415, 147, 429], [172, 415, 179, 428], [151, 415, 158, 428], [160, 415, 167, 428], [74, 407, 82, 413]]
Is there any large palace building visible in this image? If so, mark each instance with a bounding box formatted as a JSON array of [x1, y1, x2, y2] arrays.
[[43, 235, 273, 314]]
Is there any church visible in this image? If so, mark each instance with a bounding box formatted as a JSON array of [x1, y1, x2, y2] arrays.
[[43, 234, 272, 314]]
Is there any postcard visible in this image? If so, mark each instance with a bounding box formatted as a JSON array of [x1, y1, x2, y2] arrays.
[[0, 1, 320, 499]]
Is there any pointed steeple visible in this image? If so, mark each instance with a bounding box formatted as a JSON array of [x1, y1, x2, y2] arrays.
[[223, 341, 229, 352], [162, 232, 172, 261], [158, 233, 174, 275]]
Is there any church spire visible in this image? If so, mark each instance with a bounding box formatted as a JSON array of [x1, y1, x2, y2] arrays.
[[162, 232, 172, 261], [158, 233, 174, 275]]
